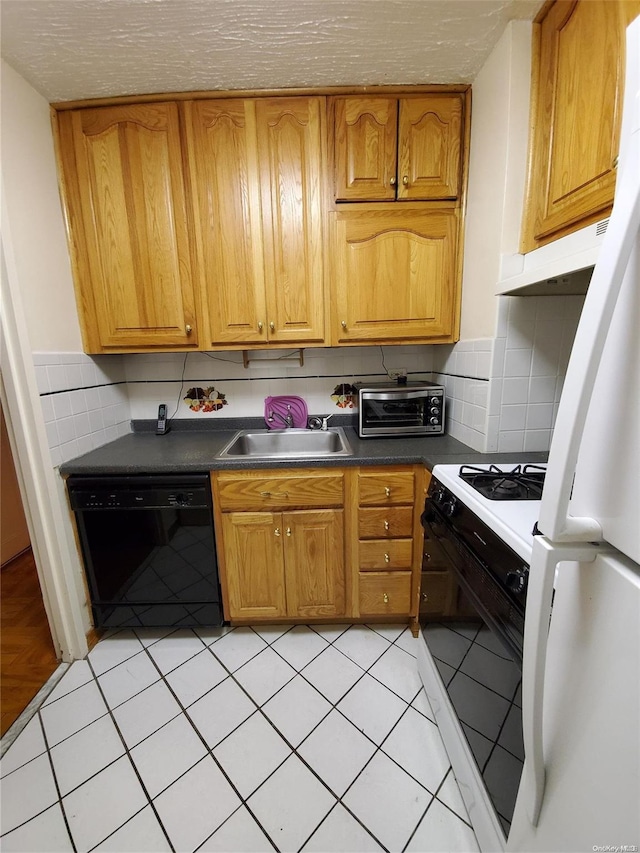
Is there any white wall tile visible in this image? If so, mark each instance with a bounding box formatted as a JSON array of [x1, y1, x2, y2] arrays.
[[503, 348, 532, 377], [500, 405, 527, 431], [526, 403, 554, 430], [524, 430, 552, 452], [497, 431, 524, 452], [528, 376, 556, 404], [52, 393, 72, 420]]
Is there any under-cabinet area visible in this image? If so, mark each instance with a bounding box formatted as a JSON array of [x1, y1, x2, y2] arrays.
[[211, 465, 427, 629]]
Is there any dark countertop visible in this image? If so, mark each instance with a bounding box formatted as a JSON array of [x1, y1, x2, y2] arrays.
[[60, 422, 548, 475]]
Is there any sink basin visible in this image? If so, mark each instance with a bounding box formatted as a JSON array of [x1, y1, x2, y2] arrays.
[[216, 427, 353, 459]]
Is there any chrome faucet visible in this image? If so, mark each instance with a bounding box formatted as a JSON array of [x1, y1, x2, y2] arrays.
[[321, 413, 334, 431]]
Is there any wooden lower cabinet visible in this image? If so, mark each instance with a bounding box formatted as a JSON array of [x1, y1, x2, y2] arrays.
[[213, 464, 425, 626]]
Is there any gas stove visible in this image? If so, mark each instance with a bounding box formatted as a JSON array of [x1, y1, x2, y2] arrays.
[[431, 462, 546, 562]]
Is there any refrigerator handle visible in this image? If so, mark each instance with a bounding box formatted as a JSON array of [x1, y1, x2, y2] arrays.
[[521, 536, 599, 825], [538, 20, 640, 543]]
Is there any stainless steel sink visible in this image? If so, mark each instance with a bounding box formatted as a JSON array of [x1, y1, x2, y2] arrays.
[[215, 427, 353, 459]]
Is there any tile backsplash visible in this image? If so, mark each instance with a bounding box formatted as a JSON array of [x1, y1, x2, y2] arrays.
[[34, 300, 585, 467]]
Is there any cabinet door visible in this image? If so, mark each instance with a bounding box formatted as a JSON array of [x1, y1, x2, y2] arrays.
[[257, 97, 326, 344], [221, 513, 287, 619], [284, 510, 345, 618], [185, 100, 268, 346], [524, 0, 633, 247], [397, 96, 463, 200], [333, 209, 459, 342], [333, 97, 398, 201], [59, 104, 198, 351]]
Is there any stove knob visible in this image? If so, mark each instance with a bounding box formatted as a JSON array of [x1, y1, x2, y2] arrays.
[[506, 567, 529, 594], [434, 488, 447, 504], [444, 497, 457, 518]]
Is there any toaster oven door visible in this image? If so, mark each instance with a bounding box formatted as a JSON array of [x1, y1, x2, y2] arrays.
[[359, 390, 441, 436]]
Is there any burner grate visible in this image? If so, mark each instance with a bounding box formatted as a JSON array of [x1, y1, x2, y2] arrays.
[[459, 464, 546, 501]]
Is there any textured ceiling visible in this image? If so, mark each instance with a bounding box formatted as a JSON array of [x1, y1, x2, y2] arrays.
[[0, 0, 543, 103]]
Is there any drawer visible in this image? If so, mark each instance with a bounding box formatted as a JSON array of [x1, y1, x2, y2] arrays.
[[216, 471, 344, 511], [359, 539, 413, 570], [358, 506, 413, 539], [359, 571, 412, 616], [358, 470, 415, 506]]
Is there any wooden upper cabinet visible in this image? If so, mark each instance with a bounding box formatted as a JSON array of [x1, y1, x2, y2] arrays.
[[57, 103, 198, 352], [332, 208, 459, 343], [523, 0, 639, 249], [332, 95, 463, 202], [185, 100, 267, 346], [186, 96, 326, 348], [334, 97, 398, 201]]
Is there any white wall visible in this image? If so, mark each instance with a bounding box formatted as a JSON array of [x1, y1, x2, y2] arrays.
[[1, 60, 82, 352], [460, 21, 532, 340]]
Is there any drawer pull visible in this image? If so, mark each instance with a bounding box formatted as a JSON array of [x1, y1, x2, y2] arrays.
[[274, 527, 281, 537], [260, 491, 289, 498], [384, 520, 390, 531], [422, 592, 429, 602], [384, 487, 391, 497], [384, 553, 390, 563], [383, 593, 389, 604], [286, 527, 292, 537]]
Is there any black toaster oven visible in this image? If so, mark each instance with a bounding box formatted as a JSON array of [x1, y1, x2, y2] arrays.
[[354, 381, 446, 437]]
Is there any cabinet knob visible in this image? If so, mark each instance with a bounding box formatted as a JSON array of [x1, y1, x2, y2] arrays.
[[269, 321, 275, 332], [384, 487, 391, 497], [402, 175, 409, 186], [422, 592, 429, 602], [383, 593, 389, 604], [185, 324, 193, 335], [341, 320, 347, 330], [286, 527, 291, 537], [258, 322, 263, 332], [390, 176, 397, 186], [384, 553, 390, 563], [384, 520, 390, 531], [274, 527, 281, 537]]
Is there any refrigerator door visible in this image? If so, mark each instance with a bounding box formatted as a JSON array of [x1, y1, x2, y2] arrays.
[[509, 550, 640, 852], [537, 16, 640, 555]]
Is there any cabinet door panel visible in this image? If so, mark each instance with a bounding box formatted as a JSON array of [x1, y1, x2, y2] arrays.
[[67, 104, 197, 349], [221, 513, 287, 619], [284, 510, 345, 618], [186, 100, 267, 345], [333, 97, 398, 201], [397, 96, 463, 200], [333, 209, 458, 342], [257, 98, 326, 343]]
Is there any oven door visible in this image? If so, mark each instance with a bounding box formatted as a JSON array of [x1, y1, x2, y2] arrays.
[[420, 498, 525, 836]]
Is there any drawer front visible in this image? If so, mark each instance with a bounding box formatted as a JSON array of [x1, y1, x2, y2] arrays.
[[358, 471, 415, 506], [358, 506, 413, 539], [359, 539, 413, 570], [359, 571, 412, 615], [216, 472, 344, 511]]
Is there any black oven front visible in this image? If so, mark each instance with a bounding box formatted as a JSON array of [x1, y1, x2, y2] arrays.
[[420, 477, 526, 835]]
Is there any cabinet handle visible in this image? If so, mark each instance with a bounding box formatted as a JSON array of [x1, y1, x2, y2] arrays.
[[269, 321, 275, 332], [384, 520, 390, 531], [185, 324, 193, 335], [286, 527, 292, 537], [274, 527, 281, 537], [390, 176, 397, 186], [258, 322, 263, 332], [384, 487, 391, 497], [341, 320, 347, 330], [260, 490, 289, 498], [384, 553, 390, 563], [383, 593, 389, 604], [402, 175, 409, 186], [613, 155, 619, 168]]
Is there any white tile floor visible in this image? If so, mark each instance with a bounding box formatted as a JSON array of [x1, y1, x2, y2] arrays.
[[0, 623, 480, 853]]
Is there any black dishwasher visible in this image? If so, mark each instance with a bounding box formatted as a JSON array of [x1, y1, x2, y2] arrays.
[[68, 474, 223, 629]]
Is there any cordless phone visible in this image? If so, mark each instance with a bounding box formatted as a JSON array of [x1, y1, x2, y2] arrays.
[[156, 404, 169, 435]]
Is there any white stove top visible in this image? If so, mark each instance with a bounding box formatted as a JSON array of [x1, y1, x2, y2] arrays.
[[431, 463, 547, 563]]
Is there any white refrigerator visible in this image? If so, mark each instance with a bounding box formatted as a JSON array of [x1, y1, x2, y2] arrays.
[[507, 15, 640, 853]]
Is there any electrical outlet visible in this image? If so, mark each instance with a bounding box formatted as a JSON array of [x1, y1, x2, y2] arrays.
[[388, 369, 407, 379]]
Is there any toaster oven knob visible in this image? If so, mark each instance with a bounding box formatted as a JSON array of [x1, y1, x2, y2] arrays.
[[430, 407, 440, 414], [429, 417, 439, 425], [430, 397, 440, 405], [506, 567, 529, 594]]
